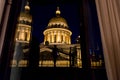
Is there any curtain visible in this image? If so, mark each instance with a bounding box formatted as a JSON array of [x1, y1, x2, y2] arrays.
[[95, 0, 120, 80], [0, 0, 12, 56], [0, 0, 5, 23]]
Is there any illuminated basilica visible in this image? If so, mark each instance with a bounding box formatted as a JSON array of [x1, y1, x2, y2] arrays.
[[10, 2, 102, 68], [40, 7, 81, 67]]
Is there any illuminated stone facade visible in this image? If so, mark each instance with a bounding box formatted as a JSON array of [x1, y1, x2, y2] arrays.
[[39, 43, 82, 67]]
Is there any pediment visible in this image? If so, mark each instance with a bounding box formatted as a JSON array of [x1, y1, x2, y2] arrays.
[[40, 47, 52, 53]]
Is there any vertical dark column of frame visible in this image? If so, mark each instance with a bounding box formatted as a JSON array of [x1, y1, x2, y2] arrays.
[[28, 36, 40, 68], [0, 0, 22, 80], [27, 0, 40, 68], [80, 0, 92, 79], [91, 0, 105, 68]]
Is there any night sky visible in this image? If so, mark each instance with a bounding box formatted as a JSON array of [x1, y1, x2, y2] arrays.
[[29, 1, 80, 44]]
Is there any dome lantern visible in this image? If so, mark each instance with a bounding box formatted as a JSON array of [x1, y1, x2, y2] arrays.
[[47, 7, 69, 29], [18, 1, 32, 24], [25, 1, 30, 11], [56, 7, 61, 17]]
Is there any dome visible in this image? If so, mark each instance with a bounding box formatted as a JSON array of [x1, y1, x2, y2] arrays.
[[47, 16, 68, 28], [43, 7, 72, 45], [47, 7, 69, 29], [18, 1, 32, 24], [19, 12, 32, 21], [18, 11, 32, 25]]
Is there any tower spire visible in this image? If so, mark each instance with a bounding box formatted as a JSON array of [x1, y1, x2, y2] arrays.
[[56, 6, 61, 16], [25, 1, 30, 11]]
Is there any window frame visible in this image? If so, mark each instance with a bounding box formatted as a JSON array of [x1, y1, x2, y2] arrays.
[[0, 0, 107, 80]]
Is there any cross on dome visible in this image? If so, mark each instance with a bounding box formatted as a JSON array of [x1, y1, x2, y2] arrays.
[[25, 1, 30, 11], [56, 6, 61, 16]]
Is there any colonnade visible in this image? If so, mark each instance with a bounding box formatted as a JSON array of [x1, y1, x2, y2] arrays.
[[44, 28, 72, 44], [16, 24, 31, 42]]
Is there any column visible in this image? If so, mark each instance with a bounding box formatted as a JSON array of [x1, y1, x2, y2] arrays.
[[57, 31, 60, 42], [19, 27, 25, 40], [50, 32, 53, 43], [60, 31, 62, 43], [28, 28, 31, 41], [52, 31, 54, 43], [63, 32, 65, 43], [48, 33, 50, 43], [69, 35, 71, 44], [67, 35, 69, 44], [65, 33, 67, 44]]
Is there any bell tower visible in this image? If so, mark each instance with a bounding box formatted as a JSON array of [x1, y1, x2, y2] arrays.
[[15, 1, 32, 43], [11, 1, 32, 67]]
